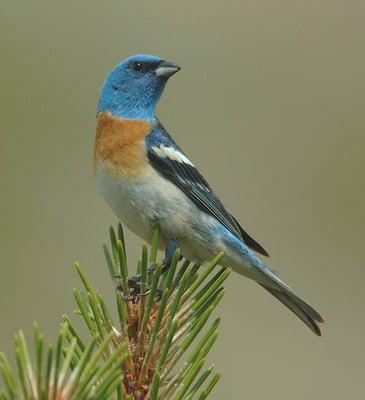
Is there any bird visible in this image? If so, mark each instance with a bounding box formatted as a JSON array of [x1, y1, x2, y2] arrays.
[[94, 53, 323, 335]]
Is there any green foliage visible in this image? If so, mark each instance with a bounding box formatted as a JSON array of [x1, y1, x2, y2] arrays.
[[0, 324, 126, 400], [0, 224, 230, 399]]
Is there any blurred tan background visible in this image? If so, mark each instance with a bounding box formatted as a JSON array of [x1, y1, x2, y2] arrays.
[[1, 0, 364, 398]]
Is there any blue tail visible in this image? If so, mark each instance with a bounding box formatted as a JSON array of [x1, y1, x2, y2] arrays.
[[255, 263, 323, 335], [220, 227, 323, 335]]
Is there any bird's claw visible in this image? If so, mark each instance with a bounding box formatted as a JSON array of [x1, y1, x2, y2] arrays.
[[116, 271, 156, 303], [119, 289, 152, 303], [116, 240, 181, 303]]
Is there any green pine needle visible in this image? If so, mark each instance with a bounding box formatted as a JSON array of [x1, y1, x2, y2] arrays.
[[0, 224, 229, 399]]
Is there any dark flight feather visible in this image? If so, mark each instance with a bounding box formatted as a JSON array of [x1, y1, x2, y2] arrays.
[[146, 120, 268, 256]]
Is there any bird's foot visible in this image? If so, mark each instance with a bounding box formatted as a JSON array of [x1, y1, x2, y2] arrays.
[[116, 275, 150, 303], [117, 239, 181, 303]]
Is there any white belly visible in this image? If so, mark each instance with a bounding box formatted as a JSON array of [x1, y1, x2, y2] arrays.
[[95, 163, 213, 256], [95, 163, 256, 278]]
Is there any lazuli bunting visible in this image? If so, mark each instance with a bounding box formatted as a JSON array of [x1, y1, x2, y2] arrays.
[[94, 54, 323, 335]]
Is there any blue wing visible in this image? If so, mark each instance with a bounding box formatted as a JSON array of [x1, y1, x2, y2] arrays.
[[145, 119, 269, 257]]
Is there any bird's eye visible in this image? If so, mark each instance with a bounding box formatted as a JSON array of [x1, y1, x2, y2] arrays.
[[132, 61, 144, 72]]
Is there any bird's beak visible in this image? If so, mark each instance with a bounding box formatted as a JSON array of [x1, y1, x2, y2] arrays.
[[155, 60, 181, 78]]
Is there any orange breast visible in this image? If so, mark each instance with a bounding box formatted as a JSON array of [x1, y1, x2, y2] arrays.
[[94, 112, 152, 177]]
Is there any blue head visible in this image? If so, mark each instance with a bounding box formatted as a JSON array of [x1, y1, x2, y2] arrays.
[[97, 54, 180, 121]]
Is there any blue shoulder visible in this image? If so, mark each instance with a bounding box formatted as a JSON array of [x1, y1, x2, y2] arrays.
[[145, 118, 185, 152]]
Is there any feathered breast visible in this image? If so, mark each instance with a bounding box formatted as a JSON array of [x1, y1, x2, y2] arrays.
[[94, 112, 152, 177]]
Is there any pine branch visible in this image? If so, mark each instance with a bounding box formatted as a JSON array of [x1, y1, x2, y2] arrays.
[[0, 224, 230, 399], [0, 323, 126, 400]]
